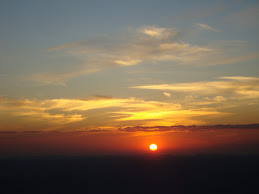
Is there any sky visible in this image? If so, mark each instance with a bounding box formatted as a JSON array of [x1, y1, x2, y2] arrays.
[[0, 0, 259, 156]]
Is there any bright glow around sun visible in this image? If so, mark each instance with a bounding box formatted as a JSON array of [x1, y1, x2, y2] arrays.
[[149, 144, 158, 151]]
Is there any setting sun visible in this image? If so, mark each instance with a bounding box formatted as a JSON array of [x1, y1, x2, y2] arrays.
[[149, 144, 158, 151]]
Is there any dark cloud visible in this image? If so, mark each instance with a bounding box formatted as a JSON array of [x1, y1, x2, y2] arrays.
[[87, 129, 110, 133], [2, 124, 258, 134], [23, 131, 42, 133], [118, 124, 259, 132]]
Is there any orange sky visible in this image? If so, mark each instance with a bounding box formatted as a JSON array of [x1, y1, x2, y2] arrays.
[[1, 126, 259, 156]]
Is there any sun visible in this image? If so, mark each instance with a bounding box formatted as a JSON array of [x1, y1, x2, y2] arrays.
[[149, 144, 158, 151]]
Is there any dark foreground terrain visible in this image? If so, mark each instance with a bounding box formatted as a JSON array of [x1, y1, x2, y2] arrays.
[[0, 155, 258, 194]]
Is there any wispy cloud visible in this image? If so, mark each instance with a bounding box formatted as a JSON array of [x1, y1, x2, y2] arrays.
[[33, 25, 258, 85], [111, 109, 223, 127], [163, 92, 171, 97], [195, 23, 219, 32], [132, 76, 259, 99], [140, 26, 179, 38]]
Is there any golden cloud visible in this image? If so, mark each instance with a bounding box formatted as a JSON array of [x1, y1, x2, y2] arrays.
[[132, 76, 259, 99], [0, 96, 225, 132]]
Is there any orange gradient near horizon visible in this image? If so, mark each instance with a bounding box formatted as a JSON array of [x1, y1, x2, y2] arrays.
[[0, 128, 259, 156]]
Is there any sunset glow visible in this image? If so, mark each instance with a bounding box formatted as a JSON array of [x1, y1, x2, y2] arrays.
[[1, 2, 259, 194], [0, 0, 259, 157]]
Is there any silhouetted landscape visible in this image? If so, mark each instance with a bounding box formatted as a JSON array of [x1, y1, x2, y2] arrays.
[[1, 155, 258, 193]]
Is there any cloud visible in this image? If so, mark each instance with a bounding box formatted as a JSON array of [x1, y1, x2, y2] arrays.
[[140, 26, 179, 39], [195, 23, 219, 32], [163, 92, 171, 97], [111, 109, 223, 127], [131, 76, 259, 99], [114, 58, 142, 66], [130, 76, 259, 125], [1, 93, 258, 133], [0, 96, 224, 131], [220, 76, 259, 81], [213, 96, 226, 102], [119, 124, 259, 133], [0, 97, 86, 131], [3, 124, 258, 134], [23, 131, 42, 133], [34, 25, 258, 85]]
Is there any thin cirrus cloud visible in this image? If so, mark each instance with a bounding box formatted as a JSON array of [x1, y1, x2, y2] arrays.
[[131, 76, 259, 100], [195, 23, 219, 32], [30, 25, 258, 85]]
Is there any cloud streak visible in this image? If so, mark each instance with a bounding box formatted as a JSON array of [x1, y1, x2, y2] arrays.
[[163, 92, 171, 97], [131, 76, 259, 99], [195, 23, 219, 32], [119, 124, 259, 133], [2, 124, 258, 134]]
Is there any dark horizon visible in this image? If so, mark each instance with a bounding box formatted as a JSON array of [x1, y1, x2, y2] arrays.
[[1, 154, 258, 194]]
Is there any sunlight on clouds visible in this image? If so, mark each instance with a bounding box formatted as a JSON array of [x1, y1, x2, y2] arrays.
[[43, 97, 172, 112], [0, 96, 225, 131], [114, 58, 142, 66], [45, 98, 133, 111], [0, 97, 86, 125], [20, 111, 85, 124], [220, 76, 259, 81], [163, 92, 171, 97], [140, 26, 178, 38], [213, 96, 226, 102], [132, 76, 259, 99], [112, 109, 222, 126], [195, 23, 219, 32], [130, 76, 259, 125], [3, 76, 258, 131]]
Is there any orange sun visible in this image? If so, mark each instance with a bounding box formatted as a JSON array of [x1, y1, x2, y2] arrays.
[[149, 144, 158, 151]]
